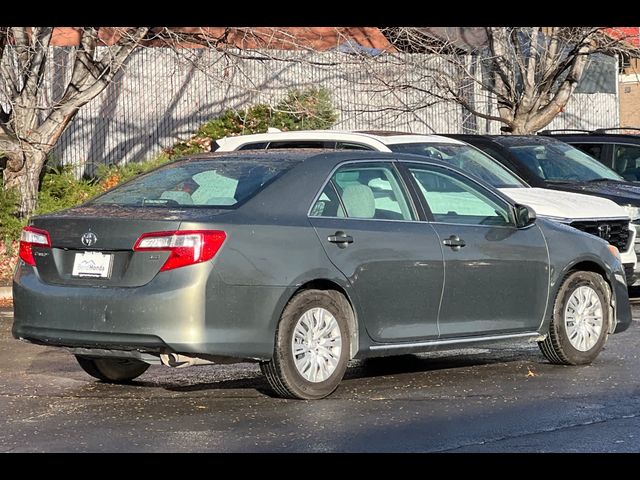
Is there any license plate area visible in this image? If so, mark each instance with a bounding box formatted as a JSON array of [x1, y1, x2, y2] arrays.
[[71, 251, 114, 278]]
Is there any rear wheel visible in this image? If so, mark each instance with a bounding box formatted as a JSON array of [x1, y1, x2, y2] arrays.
[[75, 355, 150, 383], [260, 289, 351, 399], [538, 271, 611, 365]]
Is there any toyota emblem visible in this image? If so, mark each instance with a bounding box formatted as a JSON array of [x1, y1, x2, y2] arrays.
[[81, 232, 98, 247]]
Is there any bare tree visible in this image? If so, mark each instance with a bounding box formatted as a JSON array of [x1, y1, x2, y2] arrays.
[[0, 27, 151, 216], [373, 27, 634, 135], [0, 26, 374, 217]]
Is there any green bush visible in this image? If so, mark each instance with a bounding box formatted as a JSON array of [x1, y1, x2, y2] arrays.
[[36, 166, 102, 216], [271, 87, 338, 131], [96, 152, 172, 188], [0, 186, 25, 243], [173, 87, 338, 155]]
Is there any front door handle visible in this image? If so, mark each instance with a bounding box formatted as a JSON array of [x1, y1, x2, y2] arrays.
[[328, 231, 354, 248], [442, 234, 466, 250]]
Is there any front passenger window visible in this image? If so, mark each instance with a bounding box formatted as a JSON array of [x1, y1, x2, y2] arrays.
[[408, 165, 513, 226]]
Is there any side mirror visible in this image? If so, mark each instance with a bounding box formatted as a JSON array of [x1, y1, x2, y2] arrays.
[[515, 204, 536, 228]]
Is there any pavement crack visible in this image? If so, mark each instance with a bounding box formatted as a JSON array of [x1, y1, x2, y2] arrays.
[[436, 412, 640, 452]]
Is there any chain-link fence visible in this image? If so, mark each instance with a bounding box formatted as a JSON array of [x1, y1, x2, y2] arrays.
[[44, 48, 619, 176]]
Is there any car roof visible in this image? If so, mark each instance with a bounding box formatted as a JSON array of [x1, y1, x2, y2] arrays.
[[213, 129, 464, 151], [539, 128, 640, 140], [445, 134, 567, 147], [172, 148, 442, 168]]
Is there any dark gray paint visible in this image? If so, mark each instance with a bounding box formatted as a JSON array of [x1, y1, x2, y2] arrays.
[[11, 151, 632, 364], [431, 222, 549, 336], [310, 217, 444, 341]]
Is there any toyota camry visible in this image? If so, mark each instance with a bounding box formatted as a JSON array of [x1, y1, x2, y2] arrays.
[[12, 150, 632, 399]]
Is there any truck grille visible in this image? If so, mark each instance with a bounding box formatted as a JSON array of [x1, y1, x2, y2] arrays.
[[569, 220, 631, 252]]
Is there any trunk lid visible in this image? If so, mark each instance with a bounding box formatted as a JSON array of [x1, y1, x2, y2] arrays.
[[29, 205, 219, 287]]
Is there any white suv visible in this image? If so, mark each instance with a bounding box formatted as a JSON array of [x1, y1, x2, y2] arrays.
[[214, 130, 638, 281]]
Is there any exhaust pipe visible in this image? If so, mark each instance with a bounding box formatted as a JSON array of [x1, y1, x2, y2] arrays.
[[160, 353, 215, 368]]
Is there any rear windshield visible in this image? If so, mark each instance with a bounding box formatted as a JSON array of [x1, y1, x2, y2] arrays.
[[92, 159, 296, 208]]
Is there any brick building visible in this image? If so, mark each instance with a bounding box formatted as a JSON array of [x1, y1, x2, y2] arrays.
[[605, 27, 640, 127]]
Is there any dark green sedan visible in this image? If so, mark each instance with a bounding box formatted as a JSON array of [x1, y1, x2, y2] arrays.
[[12, 151, 632, 399]]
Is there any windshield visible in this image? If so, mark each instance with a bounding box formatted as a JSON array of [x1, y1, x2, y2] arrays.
[[506, 143, 624, 182], [388, 143, 525, 188], [92, 159, 296, 208]]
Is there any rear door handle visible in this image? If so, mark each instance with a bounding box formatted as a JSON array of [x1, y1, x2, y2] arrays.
[[442, 235, 466, 250], [328, 231, 354, 248]]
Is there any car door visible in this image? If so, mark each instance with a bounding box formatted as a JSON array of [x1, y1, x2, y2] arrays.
[[399, 162, 550, 337], [308, 161, 445, 343]]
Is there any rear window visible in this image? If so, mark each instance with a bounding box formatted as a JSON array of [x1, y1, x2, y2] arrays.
[[92, 159, 296, 208]]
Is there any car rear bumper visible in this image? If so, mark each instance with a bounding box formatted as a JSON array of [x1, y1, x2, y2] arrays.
[[11, 263, 292, 360], [12, 325, 169, 351]]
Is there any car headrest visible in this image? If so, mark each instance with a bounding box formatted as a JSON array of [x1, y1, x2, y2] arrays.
[[341, 184, 375, 218]]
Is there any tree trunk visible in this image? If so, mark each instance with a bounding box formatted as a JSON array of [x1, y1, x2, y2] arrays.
[[2, 149, 47, 218], [508, 119, 532, 135]]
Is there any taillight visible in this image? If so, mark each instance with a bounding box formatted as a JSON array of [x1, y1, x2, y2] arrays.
[[19, 226, 51, 266], [133, 230, 226, 271]]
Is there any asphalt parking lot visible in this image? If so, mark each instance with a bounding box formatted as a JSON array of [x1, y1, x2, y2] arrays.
[[1, 305, 639, 452]]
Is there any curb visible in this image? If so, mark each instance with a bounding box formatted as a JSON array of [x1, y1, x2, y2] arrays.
[[0, 286, 11, 300]]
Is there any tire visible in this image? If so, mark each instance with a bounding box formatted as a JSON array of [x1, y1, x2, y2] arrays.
[[260, 289, 352, 400], [75, 355, 150, 383], [538, 271, 611, 365]]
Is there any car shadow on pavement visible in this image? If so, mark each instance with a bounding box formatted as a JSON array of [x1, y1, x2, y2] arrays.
[[161, 375, 271, 394], [159, 351, 530, 397], [344, 354, 509, 380]]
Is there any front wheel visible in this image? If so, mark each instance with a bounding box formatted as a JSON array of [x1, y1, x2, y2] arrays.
[[538, 271, 611, 365], [75, 355, 150, 383], [260, 289, 351, 399]]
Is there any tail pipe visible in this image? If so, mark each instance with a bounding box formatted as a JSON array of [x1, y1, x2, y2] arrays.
[[160, 353, 215, 368]]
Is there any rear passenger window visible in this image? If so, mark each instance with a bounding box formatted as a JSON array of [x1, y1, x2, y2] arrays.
[[237, 142, 268, 150], [613, 144, 640, 180], [573, 143, 603, 161], [310, 183, 345, 217], [336, 142, 374, 151], [267, 141, 336, 149], [316, 164, 414, 221]]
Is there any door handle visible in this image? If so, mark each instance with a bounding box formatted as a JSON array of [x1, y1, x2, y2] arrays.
[[442, 234, 466, 250], [328, 231, 354, 248]]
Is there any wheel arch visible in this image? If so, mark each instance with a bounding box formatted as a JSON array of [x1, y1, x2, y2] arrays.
[[567, 259, 608, 278], [288, 279, 360, 359], [552, 259, 615, 334]]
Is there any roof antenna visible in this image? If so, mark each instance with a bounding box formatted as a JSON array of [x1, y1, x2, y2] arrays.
[[267, 127, 282, 133]]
